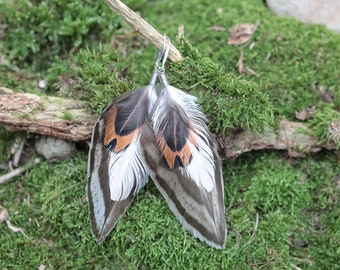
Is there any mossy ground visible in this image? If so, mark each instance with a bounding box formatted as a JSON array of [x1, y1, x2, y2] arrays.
[[0, 0, 339, 269]]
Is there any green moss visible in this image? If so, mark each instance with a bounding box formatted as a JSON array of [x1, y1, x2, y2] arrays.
[[309, 210, 340, 269], [55, 45, 134, 113], [169, 40, 275, 134], [247, 211, 292, 269], [309, 107, 340, 149], [244, 166, 311, 214], [0, 0, 119, 71], [0, 127, 16, 164], [60, 111, 73, 121], [1, 150, 339, 269], [1, 0, 340, 269], [0, 64, 38, 93]]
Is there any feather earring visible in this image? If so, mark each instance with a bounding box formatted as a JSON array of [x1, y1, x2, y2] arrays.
[[140, 39, 227, 248], [87, 71, 158, 242]]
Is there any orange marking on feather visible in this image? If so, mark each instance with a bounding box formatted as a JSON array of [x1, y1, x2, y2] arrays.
[[103, 107, 118, 146], [157, 129, 197, 169], [104, 106, 142, 153]]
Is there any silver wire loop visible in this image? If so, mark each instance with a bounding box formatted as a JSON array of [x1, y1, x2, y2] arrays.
[[155, 34, 170, 73]]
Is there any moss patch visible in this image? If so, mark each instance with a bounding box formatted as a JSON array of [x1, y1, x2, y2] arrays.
[[1, 151, 339, 269]]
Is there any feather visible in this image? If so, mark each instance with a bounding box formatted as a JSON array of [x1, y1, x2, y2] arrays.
[[140, 73, 227, 248], [87, 72, 157, 242]]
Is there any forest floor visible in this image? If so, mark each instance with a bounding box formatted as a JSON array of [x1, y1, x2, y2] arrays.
[[0, 0, 339, 269]]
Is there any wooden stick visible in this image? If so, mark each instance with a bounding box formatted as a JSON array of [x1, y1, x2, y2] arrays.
[[103, 0, 183, 62]]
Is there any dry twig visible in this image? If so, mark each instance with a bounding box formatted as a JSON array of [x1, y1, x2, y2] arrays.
[[0, 158, 41, 185], [103, 0, 182, 62], [0, 207, 31, 241]]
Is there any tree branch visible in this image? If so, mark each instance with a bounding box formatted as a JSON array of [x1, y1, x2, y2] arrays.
[[0, 88, 336, 159], [103, 0, 183, 62]]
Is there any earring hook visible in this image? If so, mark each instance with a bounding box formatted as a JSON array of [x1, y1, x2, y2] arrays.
[[155, 34, 170, 73], [161, 36, 170, 68]]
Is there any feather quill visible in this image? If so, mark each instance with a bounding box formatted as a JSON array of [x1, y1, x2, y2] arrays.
[[141, 72, 227, 248], [87, 72, 157, 242]]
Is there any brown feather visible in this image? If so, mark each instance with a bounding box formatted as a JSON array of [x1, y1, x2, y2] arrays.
[[103, 106, 118, 146], [103, 106, 144, 153], [157, 129, 197, 169], [87, 118, 137, 241], [140, 121, 227, 248], [87, 81, 157, 242]]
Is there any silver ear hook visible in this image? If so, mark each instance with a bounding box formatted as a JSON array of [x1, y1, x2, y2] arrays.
[[154, 36, 165, 69], [155, 34, 170, 73], [161, 36, 170, 69]]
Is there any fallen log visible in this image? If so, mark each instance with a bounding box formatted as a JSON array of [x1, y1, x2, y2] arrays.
[[0, 87, 336, 159], [0, 87, 96, 141], [218, 120, 336, 159]]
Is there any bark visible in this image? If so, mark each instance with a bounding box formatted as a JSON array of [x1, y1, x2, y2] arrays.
[[0, 87, 96, 141], [0, 88, 336, 159], [218, 120, 336, 159]]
